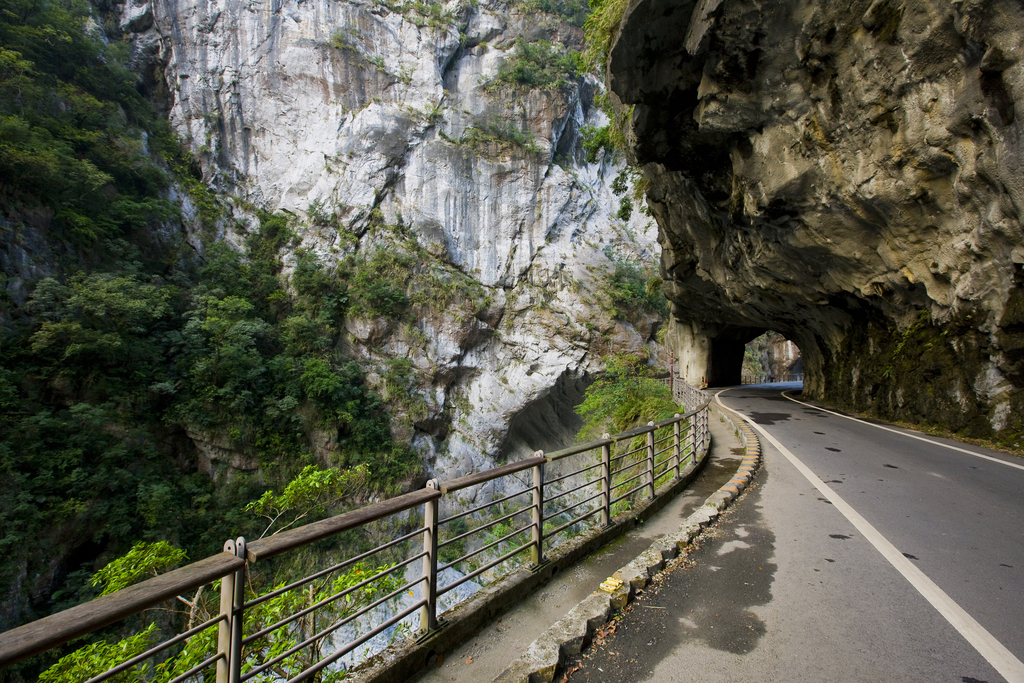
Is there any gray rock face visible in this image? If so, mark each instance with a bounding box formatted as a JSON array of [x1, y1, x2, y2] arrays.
[[123, 0, 665, 482], [609, 0, 1024, 440]]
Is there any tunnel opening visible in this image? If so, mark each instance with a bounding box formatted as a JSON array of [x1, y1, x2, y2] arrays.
[[740, 332, 803, 384], [695, 327, 804, 387]]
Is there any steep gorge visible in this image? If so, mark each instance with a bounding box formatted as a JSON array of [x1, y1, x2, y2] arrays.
[[608, 0, 1024, 441], [0, 0, 665, 630]]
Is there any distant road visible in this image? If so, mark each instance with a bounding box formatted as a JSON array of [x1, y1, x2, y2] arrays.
[[566, 385, 1024, 683]]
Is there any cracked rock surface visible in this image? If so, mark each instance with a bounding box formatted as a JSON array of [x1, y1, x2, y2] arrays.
[[609, 0, 1024, 440]]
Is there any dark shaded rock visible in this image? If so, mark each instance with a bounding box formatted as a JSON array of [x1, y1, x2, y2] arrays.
[[608, 0, 1024, 441]]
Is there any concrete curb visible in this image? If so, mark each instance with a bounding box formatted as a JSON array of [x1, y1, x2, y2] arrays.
[[492, 401, 762, 683]]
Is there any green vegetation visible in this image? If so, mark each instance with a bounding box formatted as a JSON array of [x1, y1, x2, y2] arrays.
[[512, 0, 589, 27], [580, 123, 612, 163], [576, 353, 682, 508], [581, 0, 629, 73], [0, 0, 438, 644], [0, 0, 180, 243], [443, 117, 541, 155], [484, 39, 579, 93], [599, 247, 668, 320], [575, 352, 678, 439], [373, 0, 461, 30], [742, 332, 770, 380], [39, 472, 408, 683]]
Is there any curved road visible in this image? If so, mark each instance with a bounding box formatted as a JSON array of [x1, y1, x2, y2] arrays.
[[565, 385, 1024, 683]]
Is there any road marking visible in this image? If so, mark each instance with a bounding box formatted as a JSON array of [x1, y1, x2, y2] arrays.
[[717, 390, 1024, 683], [782, 391, 1024, 472]]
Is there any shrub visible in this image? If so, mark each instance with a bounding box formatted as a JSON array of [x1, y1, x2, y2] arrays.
[[485, 39, 579, 92], [575, 352, 679, 439]]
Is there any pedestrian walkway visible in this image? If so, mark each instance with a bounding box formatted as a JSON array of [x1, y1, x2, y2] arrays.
[[411, 405, 745, 683]]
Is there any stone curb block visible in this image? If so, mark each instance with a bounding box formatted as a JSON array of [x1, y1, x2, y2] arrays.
[[492, 401, 764, 683]]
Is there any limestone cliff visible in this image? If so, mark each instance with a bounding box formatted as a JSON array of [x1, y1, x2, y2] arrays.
[[608, 0, 1024, 440], [120, 0, 663, 483]]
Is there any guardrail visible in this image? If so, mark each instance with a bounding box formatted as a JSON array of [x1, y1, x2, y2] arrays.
[[655, 375, 709, 410], [740, 373, 804, 385], [0, 396, 711, 683]]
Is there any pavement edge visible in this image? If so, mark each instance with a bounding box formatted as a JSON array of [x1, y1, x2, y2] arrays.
[[490, 400, 763, 683]]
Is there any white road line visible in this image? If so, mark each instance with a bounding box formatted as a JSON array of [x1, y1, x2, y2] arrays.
[[781, 391, 1024, 472], [716, 391, 1024, 683]]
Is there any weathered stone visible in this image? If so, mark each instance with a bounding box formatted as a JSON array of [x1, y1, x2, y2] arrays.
[[113, 0, 669, 484], [609, 0, 1024, 442]]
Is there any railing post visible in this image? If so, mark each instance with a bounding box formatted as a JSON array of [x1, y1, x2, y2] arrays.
[[672, 414, 681, 479], [228, 537, 245, 683], [690, 414, 698, 463], [420, 479, 439, 633], [216, 540, 237, 683], [701, 407, 708, 453], [646, 423, 655, 498], [531, 453, 545, 565], [600, 436, 611, 526]]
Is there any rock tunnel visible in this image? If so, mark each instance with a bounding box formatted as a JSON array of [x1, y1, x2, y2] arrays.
[[607, 0, 1024, 438]]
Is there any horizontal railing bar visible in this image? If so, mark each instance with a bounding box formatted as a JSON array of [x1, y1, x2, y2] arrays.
[[611, 482, 648, 504], [653, 445, 673, 459], [438, 542, 530, 596], [165, 652, 224, 683], [5, 398, 714, 676], [439, 524, 531, 571], [286, 599, 426, 683], [651, 404, 705, 430], [440, 456, 547, 494], [544, 477, 599, 504], [545, 461, 603, 485], [247, 488, 440, 563], [438, 506, 524, 549], [245, 526, 423, 609], [544, 508, 599, 539], [613, 469, 648, 491], [0, 551, 243, 669], [611, 458, 645, 477], [242, 578, 423, 681], [543, 490, 603, 521], [439, 487, 531, 525], [610, 444, 646, 462], [653, 458, 673, 475], [545, 439, 610, 461], [609, 423, 657, 442], [545, 403, 704, 454], [243, 553, 425, 645], [83, 614, 226, 683]]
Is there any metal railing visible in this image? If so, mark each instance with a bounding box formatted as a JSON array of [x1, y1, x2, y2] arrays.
[[655, 374, 710, 411], [740, 373, 804, 385], [0, 394, 711, 683]]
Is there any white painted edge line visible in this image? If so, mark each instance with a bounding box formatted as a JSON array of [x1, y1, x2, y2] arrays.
[[718, 391, 1024, 683], [781, 391, 1024, 472]]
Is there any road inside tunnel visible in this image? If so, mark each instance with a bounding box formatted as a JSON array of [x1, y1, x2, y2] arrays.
[[564, 385, 1024, 683]]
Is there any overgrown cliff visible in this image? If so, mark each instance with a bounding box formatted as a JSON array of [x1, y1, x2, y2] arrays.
[[0, 0, 664, 630], [607, 0, 1024, 443]]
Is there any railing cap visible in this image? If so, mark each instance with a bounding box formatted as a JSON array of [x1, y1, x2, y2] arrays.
[[439, 455, 547, 494], [0, 552, 244, 669]]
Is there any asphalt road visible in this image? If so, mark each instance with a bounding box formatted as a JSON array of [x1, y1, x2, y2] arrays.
[[565, 385, 1024, 683]]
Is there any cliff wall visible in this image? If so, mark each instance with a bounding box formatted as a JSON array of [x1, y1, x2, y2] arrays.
[[122, 0, 663, 484], [608, 0, 1024, 440]]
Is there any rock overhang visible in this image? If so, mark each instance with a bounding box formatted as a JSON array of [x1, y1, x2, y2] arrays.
[[608, 0, 1024, 434]]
